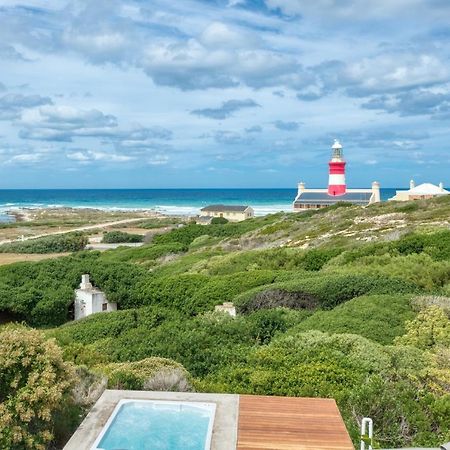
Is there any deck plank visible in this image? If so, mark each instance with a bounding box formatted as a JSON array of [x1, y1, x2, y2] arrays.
[[237, 395, 354, 450]]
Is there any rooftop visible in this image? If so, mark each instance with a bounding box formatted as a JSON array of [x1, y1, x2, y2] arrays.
[[408, 183, 449, 195], [295, 191, 372, 205]]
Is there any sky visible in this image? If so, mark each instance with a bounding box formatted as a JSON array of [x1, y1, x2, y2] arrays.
[[0, 0, 449, 189]]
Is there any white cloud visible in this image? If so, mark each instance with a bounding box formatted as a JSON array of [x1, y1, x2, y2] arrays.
[[67, 150, 134, 163]]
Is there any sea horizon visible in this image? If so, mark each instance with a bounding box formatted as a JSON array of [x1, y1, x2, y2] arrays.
[[0, 188, 398, 218]]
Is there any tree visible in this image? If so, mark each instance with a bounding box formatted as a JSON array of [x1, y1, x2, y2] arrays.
[[0, 326, 75, 450]]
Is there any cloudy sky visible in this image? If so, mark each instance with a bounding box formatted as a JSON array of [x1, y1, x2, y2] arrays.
[[0, 0, 449, 188]]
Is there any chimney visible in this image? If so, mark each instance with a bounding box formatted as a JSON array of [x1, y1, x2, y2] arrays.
[[409, 179, 415, 190], [80, 274, 93, 290], [298, 182, 306, 194], [371, 181, 381, 203]]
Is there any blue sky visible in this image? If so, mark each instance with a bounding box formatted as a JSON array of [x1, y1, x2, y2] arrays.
[[0, 0, 449, 188]]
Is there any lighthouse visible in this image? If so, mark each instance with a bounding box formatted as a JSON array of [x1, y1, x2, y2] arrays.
[[293, 138, 381, 210], [328, 139, 346, 196]]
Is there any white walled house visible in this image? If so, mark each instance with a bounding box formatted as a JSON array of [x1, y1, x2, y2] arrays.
[[389, 180, 449, 201], [199, 205, 254, 222], [74, 274, 117, 320]]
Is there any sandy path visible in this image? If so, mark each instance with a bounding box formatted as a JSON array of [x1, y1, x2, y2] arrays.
[[0, 217, 147, 245], [0, 253, 71, 266]]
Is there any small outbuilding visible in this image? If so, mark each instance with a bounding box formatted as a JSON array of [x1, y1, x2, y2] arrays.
[[389, 180, 449, 201], [74, 274, 117, 320], [200, 204, 254, 222]]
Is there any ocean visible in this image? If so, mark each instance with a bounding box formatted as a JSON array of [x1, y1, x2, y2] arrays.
[[0, 188, 397, 219]]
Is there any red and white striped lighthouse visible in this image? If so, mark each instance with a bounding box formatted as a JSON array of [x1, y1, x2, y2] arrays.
[[328, 139, 346, 196]]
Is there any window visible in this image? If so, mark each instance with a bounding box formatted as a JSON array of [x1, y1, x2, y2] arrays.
[[102, 303, 108, 311]]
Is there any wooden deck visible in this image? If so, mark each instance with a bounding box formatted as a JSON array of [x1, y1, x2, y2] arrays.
[[237, 395, 354, 450]]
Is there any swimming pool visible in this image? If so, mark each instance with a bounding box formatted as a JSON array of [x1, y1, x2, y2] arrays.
[[91, 399, 216, 450]]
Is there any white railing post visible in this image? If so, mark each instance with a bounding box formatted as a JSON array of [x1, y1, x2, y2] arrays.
[[360, 417, 373, 450]]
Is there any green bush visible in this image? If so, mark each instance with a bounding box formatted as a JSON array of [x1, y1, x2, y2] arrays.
[[295, 295, 416, 344], [0, 232, 88, 254], [0, 254, 149, 326], [98, 357, 190, 391], [200, 330, 447, 447], [138, 218, 182, 229], [211, 217, 229, 224], [99, 242, 187, 264], [102, 231, 144, 243], [236, 273, 418, 313], [0, 326, 75, 450], [101, 313, 256, 377]]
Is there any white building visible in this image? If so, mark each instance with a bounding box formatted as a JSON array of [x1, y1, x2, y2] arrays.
[[214, 302, 237, 317], [199, 205, 254, 222], [74, 274, 117, 320], [389, 180, 449, 201]]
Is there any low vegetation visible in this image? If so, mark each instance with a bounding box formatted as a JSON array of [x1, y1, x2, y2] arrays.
[[0, 326, 75, 450], [102, 231, 144, 244], [0, 196, 449, 448], [0, 233, 88, 254]]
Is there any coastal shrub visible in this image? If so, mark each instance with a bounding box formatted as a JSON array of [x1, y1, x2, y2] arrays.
[[0, 254, 150, 326], [346, 374, 450, 448], [50, 305, 181, 348], [138, 218, 182, 229], [295, 295, 416, 344], [125, 270, 279, 313], [202, 247, 342, 276], [51, 309, 139, 346], [190, 270, 278, 309], [331, 230, 450, 266], [0, 232, 88, 254], [412, 295, 450, 313], [327, 252, 450, 290], [99, 242, 187, 263], [211, 217, 228, 224], [102, 231, 144, 243], [202, 330, 391, 400], [238, 288, 319, 313], [245, 308, 311, 344], [298, 247, 343, 271], [98, 357, 190, 391], [136, 273, 210, 313], [391, 230, 450, 261], [236, 273, 418, 312], [102, 313, 257, 377], [152, 224, 208, 246], [152, 218, 272, 246], [395, 306, 450, 349], [0, 326, 75, 450], [198, 329, 448, 448]]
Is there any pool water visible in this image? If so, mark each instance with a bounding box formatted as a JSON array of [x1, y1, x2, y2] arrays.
[[93, 400, 216, 450]]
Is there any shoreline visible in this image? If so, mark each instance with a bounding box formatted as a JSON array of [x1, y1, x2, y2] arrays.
[[3, 204, 294, 222], [5, 206, 165, 222]]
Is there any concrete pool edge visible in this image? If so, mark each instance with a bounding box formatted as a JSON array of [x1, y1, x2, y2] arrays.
[[64, 390, 239, 450]]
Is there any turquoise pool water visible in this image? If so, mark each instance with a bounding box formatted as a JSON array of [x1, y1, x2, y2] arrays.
[[93, 400, 216, 450]]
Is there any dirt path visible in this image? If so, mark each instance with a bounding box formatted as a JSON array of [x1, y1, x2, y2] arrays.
[[0, 253, 71, 266], [0, 217, 147, 245]]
